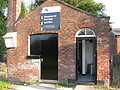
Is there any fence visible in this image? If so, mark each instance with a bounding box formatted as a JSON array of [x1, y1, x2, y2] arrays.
[[111, 55, 120, 88]]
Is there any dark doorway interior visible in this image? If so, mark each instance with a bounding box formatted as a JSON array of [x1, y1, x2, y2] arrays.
[[30, 33, 58, 80], [76, 38, 97, 83]]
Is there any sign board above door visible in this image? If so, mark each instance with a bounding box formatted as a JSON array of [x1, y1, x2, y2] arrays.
[[41, 6, 61, 31]]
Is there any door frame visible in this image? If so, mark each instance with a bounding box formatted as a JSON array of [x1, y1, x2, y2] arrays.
[[28, 33, 58, 81], [76, 37, 97, 84]]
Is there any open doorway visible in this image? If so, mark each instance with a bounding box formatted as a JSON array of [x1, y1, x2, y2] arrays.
[[76, 28, 97, 83]]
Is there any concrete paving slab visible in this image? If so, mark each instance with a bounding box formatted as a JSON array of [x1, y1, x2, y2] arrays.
[[9, 84, 57, 90], [9, 83, 74, 90], [9, 83, 97, 90], [74, 85, 96, 90]]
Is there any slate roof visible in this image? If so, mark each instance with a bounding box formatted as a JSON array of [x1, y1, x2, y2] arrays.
[[111, 28, 120, 36]]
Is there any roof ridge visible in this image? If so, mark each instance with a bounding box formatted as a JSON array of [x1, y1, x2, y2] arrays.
[[16, 0, 110, 25], [55, 0, 110, 18]]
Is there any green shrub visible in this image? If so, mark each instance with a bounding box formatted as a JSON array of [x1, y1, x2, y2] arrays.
[[55, 83, 76, 88], [17, 81, 41, 85], [0, 80, 15, 90], [94, 85, 110, 90]]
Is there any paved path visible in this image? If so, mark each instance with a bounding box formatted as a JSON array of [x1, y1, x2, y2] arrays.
[[9, 84, 96, 90], [74, 85, 96, 90], [9, 84, 56, 90]]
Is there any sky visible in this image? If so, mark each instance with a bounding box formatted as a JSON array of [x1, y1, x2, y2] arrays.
[[94, 0, 120, 28], [22, 0, 120, 28]]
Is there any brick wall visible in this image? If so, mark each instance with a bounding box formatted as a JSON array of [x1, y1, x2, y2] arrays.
[[7, 0, 21, 32], [7, 0, 110, 86]]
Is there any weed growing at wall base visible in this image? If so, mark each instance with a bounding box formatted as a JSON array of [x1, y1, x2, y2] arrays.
[[0, 80, 15, 90], [55, 83, 76, 88]]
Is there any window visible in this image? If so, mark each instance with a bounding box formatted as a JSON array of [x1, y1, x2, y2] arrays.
[[28, 33, 58, 56], [30, 34, 41, 55], [76, 28, 96, 37]]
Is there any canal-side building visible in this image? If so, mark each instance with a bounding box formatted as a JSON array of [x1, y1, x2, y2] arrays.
[[4, 0, 110, 86]]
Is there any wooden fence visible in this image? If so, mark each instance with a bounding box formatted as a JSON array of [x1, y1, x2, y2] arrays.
[[111, 55, 120, 88]]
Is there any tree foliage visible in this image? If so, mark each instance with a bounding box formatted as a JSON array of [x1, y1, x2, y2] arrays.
[[20, 1, 29, 19], [34, 0, 44, 6], [0, 0, 7, 11], [0, 0, 7, 61], [33, 0, 106, 16], [29, 0, 44, 11], [61, 0, 106, 16]]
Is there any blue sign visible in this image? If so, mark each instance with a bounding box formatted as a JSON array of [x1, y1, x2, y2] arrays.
[[41, 12, 60, 30]]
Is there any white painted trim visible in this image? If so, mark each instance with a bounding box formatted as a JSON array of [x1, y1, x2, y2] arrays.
[[39, 60, 41, 80], [41, 26, 43, 31], [75, 28, 96, 37], [76, 35, 96, 37], [41, 6, 61, 13], [28, 36, 30, 55]]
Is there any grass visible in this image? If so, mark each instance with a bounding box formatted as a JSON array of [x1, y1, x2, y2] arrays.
[[55, 83, 76, 88], [0, 80, 41, 90], [17, 81, 41, 85], [94, 85, 109, 90], [94, 85, 118, 90], [0, 80, 15, 90], [0, 80, 75, 90]]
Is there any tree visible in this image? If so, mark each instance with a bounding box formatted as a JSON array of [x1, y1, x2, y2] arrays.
[[61, 0, 106, 16], [33, 0, 106, 16], [29, 0, 44, 11], [34, 0, 44, 7], [20, 2, 29, 19], [0, 0, 7, 61]]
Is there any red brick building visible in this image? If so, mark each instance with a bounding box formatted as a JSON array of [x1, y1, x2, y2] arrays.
[[5, 0, 110, 86]]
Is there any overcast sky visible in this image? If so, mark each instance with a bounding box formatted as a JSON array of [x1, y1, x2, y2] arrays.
[[22, 0, 120, 28], [94, 0, 120, 28]]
